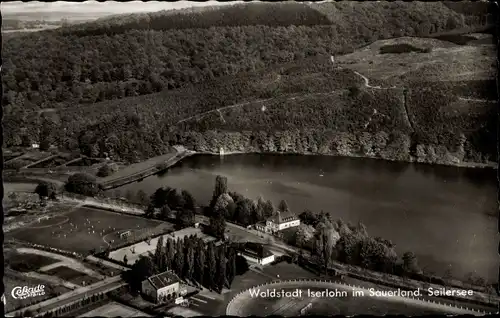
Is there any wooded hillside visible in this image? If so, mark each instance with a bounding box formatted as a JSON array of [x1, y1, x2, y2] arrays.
[[2, 1, 496, 166]]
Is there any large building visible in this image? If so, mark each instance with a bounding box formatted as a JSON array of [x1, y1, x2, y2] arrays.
[[142, 271, 182, 303], [255, 210, 300, 234], [239, 242, 275, 265]]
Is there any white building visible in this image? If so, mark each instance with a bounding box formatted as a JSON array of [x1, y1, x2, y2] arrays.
[[255, 210, 300, 234], [142, 271, 182, 303], [239, 242, 275, 266]]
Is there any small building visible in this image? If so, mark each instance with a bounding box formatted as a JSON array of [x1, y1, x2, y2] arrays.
[[142, 271, 181, 303], [31, 143, 40, 149], [256, 210, 300, 234], [239, 242, 275, 266]]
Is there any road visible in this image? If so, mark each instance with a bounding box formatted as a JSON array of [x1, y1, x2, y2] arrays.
[[100, 150, 191, 190], [6, 276, 126, 317]]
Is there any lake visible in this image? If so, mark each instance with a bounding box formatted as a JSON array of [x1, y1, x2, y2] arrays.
[[113, 154, 498, 282]]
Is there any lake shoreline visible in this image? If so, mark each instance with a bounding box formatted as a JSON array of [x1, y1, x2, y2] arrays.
[[189, 150, 498, 170]]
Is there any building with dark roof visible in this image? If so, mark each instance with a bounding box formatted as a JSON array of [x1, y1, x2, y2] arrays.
[[255, 210, 300, 234], [239, 242, 275, 265], [141, 271, 182, 303]]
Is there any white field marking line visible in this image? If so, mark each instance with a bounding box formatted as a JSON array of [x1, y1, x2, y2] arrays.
[[191, 296, 208, 303], [25, 216, 70, 229], [191, 302, 200, 307], [102, 228, 133, 248]]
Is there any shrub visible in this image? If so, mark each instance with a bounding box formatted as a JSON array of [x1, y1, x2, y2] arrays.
[[96, 163, 119, 177], [379, 43, 430, 54], [35, 181, 58, 200], [65, 173, 101, 196]]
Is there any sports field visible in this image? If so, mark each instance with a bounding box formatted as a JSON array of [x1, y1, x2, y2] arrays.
[[5, 249, 59, 272], [8, 206, 174, 254]]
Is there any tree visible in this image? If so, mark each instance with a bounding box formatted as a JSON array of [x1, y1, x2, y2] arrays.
[[96, 163, 118, 177], [234, 198, 254, 225], [402, 251, 420, 274], [226, 247, 237, 287], [154, 235, 165, 270], [235, 254, 249, 275], [174, 239, 185, 277], [151, 187, 169, 208], [181, 189, 196, 211], [176, 208, 195, 227], [255, 196, 266, 222], [167, 188, 184, 209], [208, 208, 226, 240], [214, 193, 234, 217], [263, 199, 274, 218], [216, 246, 227, 293], [137, 189, 149, 205], [294, 227, 307, 249], [123, 255, 128, 264], [126, 255, 157, 291], [125, 189, 135, 201], [65, 173, 100, 196], [195, 239, 206, 286], [318, 226, 339, 272], [210, 175, 228, 209], [145, 204, 155, 218], [278, 199, 289, 212], [184, 238, 195, 281], [206, 242, 217, 290], [166, 238, 176, 270], [160, 205, 172, 220], [35, 181, 58, 201]]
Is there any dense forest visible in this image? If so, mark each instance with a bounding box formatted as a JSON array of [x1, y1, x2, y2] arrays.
[[2, 1, 496, 166]]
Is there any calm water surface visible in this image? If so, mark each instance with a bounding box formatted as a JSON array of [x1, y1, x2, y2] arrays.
[[114, 154, 498, 282]]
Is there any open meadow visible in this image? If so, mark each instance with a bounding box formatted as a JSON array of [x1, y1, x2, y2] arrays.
[[8, 206, 174, 254], [44, 266, 100, 286]]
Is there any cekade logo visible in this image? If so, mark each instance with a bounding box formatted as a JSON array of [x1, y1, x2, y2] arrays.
[[11, 285, 46, 299]]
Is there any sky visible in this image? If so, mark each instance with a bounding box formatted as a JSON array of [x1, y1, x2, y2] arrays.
[[1, 1, 244, 21]]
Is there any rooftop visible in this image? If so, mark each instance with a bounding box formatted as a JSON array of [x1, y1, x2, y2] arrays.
[[268, 210, 297, 224], [241, 242, 274, 260], [147, 271, 179, 290]]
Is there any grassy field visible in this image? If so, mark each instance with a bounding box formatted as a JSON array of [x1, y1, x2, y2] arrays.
[[45, 266, 100, 286], [8, 206, 173, 254], [335, 36, 496, 85], [5, 249, 59, 272]]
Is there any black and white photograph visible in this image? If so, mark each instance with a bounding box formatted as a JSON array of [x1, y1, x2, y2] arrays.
[[1, 0, 498, 317]]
